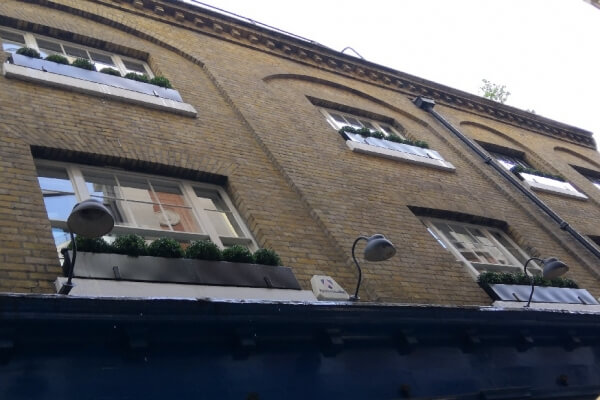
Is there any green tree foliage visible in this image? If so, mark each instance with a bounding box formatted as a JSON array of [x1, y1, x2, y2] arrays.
[[480, 79, 511, 104]]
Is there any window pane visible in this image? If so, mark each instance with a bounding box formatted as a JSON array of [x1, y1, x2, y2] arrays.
[[0, 30, 25, 44], [117, 175, 153, 201], [193, 188, 243, 237], [52, 227, 71, 248], [83, 171, 122, 200], [36, 166, 77, 221], [359, 120, 376, 130], [345, 117, 362, 128], [37, 166, 73, 192], [36, 38, 63, 55], [379, 124, 396, 136], [489, 151, 530, 169], [1, 41, 23, 53], [121, 199, 163, 230], [41, 192, 77, 221], [491, 231, 527, 265], [63, 45, 89, 59], [0, 30, 25, 53], [89, 51, 115, 66], [149, 180, 184, 205], [149, 181, 202, 233], [122, 60, 146, 73], [329, 113, 346, 124]]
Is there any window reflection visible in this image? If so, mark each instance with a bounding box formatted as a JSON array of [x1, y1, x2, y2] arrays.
[[37, 166, 77, 221], [193, 188, 242, 237]]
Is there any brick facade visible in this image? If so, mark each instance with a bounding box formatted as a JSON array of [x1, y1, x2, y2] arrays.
[[1, 0, 599, 305]]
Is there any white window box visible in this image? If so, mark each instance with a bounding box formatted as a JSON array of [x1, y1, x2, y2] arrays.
[[54, 277, 317, 301], [3, 54, 197, 117], [519, 172, 588, 200], [482, 283, 598, 305], [345, 140, 455, 171]]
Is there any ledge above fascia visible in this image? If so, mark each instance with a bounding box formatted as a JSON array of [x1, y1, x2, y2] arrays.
[[29, 0, 596, 149]]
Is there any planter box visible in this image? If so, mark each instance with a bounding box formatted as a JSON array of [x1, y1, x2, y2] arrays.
[[9, 53, 183, 101], [516, 172, 588, 200], [482, 283, 599, 305], [62, 251, 301, 290], [345, 140, 455, 171]]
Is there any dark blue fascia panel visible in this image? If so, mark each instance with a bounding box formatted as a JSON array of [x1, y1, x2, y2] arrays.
[[1, 294, 600, 399]]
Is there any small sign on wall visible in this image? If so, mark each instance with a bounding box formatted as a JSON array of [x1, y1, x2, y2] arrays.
[[310, 275, 349, 301]]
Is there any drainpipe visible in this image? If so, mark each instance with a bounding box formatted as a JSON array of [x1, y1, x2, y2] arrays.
[[413, 96, 600, 261]]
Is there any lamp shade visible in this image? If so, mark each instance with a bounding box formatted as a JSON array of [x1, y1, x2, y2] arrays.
[[541, 257, 568, 279], [363, 234, 396, 262], [67, 199, 115, 238]]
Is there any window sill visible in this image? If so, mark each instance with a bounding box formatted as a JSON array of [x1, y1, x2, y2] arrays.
[[3, 55, 197, 117], [519, 173, 588, 200], [345, 140, 455, 171], [482, 283, 599, 305], [62, 250, 301, 290]]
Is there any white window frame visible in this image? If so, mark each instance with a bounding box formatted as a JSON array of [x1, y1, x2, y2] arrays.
[[422, 218, 540, 279], [0, 27, 153, 77], [36, 160, 257, 251], [320, 108, 404, 138]]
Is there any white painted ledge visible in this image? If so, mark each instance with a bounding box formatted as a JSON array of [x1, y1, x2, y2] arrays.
[[54, 277, 317, 301], [346, 140, 456, 171], [3, 63, 197, 117], [520, 173, 588, 200], [492, 300, 600, 313]]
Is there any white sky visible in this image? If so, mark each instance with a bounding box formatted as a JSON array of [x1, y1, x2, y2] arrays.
[[189, 0, 600, 144]]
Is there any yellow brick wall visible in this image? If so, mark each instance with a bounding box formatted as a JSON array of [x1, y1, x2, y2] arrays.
[[0, 0, 598, 304]]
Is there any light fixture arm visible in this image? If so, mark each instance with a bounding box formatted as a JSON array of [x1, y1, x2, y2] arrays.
[[350, 236, 368, 301], [58, 231, 78, 295], [524, 257, 544, 308]]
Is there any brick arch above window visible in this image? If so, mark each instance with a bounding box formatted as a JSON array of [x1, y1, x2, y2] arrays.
[[554, 146, 600, 172], [459, 121, 527, 152], [263, 73, 427, 126]]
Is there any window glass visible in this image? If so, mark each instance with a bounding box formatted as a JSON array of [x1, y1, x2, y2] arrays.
[[0, 29, 25, 44], [193, 187, 243, 237], [36, 165, 77, 222], [488, 151, 530, 170], [83, 171, 122, 200], [122, 60, 146, 74], [427, 219, 531, 275], [330, 113, 346, 124], [359, 120, 376, 130], [491, 231, 527, 264], [379, 124, 395, 135], [89, 51, 114, 66], [345, 117, 362, 128], [0, 29, 26, 53], [63, 44, 89, 59], [148, 180, 202, 233], [322, 108, 404, 139], [36, 38, 63, 57]]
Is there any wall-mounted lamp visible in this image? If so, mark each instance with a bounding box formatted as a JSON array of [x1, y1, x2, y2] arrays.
[[58, 199, 115, 295], [350, 234, 396, 301], [524, 257, 568, 307]]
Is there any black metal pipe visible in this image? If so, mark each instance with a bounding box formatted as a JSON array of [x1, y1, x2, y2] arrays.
[[413, 96, 600, 261]]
